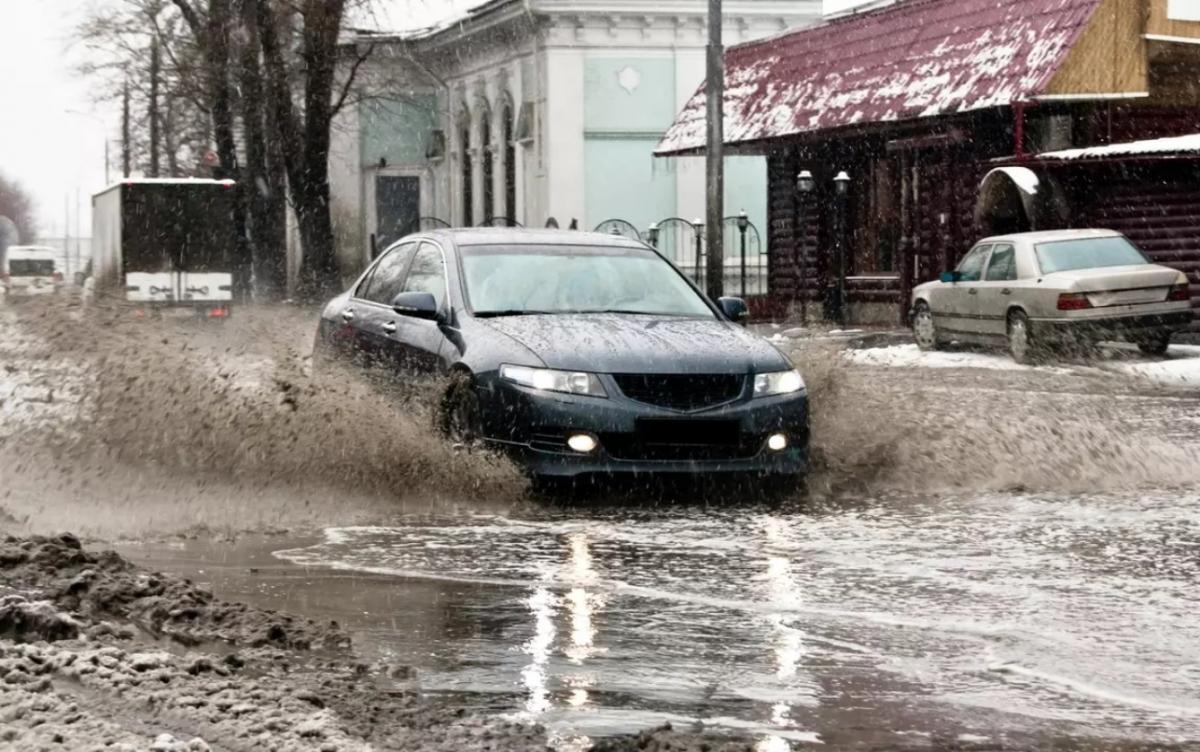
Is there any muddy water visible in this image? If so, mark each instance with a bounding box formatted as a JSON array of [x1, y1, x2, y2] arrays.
[[123, 485, 1200, 750]]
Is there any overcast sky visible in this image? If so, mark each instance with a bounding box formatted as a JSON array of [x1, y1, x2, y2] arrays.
[[0, 0, 872, 240]]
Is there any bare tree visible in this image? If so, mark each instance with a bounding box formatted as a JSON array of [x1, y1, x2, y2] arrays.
[[0, 172, 38, 245], [256, 0, 373, 300]]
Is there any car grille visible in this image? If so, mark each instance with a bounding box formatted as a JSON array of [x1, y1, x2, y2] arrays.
[[602, 419, 759, 462], [612, 373, 745, 412]]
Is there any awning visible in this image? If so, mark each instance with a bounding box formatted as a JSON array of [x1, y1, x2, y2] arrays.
[[656, 0, 1103, 156]]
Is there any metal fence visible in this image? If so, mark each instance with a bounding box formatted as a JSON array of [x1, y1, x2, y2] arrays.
[[593, 219, 642, 240]]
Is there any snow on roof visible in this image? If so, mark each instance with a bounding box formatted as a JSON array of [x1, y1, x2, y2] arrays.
[[657, 0, 1103, 155], [346, 0, 505, 39], [1033, 133, 1200, 161]]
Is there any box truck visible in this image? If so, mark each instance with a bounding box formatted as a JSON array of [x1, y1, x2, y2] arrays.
[[89, 179, 237, 317]]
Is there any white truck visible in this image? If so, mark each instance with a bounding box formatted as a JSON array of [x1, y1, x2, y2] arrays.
[[89, 178, 237, 318], [1, 245, 63, 300]]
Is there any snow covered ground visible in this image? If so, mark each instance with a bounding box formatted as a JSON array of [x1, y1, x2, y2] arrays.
[[845, 343, 1200, 388]]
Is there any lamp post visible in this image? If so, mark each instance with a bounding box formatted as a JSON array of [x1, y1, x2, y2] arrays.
[[794, 170, 814, 321], [829, 170, 851, 325], [736, 210, 749, 296], [692, 218, 705, 287], [646, 222, 660, 249]]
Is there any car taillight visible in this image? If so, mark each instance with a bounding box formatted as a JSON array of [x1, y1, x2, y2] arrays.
[[1169, 283, 1191, 302], [1057, 292, 1093, 311], [208, 307, 229, 318]]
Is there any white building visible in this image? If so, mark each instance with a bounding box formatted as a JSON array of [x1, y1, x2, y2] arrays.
[[319, 0, 820, 292]]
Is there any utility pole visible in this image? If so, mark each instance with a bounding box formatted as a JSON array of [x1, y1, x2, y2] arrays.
[[122, 79, 132, 178], [705, 0, 725, 300], [149, 38, 161, 178]]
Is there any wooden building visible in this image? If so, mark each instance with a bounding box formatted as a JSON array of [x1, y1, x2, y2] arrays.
[[657, 0, 1200, 330]]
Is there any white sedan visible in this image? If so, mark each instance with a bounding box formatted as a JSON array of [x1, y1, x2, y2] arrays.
[[910, 229, 1193, 363]]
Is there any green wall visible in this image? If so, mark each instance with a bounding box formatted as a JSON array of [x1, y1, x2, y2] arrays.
[[361, 93, 439, 167]]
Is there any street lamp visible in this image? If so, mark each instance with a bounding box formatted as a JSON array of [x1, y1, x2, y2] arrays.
[[646, 222, 660, 248], [829, 171, 851, 325], [692, 218, 705, 287], [736, 210, 749, 296], [794, 170, 815, 321]]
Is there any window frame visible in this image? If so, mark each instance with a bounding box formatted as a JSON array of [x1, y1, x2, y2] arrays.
[[956, 244, 992, 282], [355, 241, 417, 305], [398, 240, 451, 313], [983, 243, 1017, 282]]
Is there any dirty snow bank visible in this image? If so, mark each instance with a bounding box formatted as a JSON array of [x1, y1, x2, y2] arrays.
[[0, 535, 766, 752], [843, 344, 1025, 371]]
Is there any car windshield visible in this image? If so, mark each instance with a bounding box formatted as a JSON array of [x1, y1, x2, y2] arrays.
[[8, 259, 55, 276], [461, 244, 715, 318], [1035, 236, 1148, 274]]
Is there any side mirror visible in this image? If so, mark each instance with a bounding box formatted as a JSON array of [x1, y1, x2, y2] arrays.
[[718, 296, 751, 325], [391, 291, 442, 321], [940, 271, 962, 284]]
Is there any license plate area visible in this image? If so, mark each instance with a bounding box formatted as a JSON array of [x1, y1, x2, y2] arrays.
[[636, 419, 739, 446]]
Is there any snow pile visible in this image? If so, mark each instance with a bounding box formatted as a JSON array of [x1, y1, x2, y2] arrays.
[[1035, 133, 1200, 161], [844, 344, 1026, 371], [1114, 346, 1200, 388]]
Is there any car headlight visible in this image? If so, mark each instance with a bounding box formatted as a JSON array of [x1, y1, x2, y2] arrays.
[[754, 369, 805, 398], [499, 365, 608, 398]]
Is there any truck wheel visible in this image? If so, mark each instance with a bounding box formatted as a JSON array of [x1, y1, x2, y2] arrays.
[[1137, 333, 1170, 357], [912, 302, 940, 351]]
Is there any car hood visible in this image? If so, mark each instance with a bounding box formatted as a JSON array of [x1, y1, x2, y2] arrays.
[[479, 314, 791, 374]]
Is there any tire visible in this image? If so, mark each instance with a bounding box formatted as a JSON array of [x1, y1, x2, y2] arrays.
[[438, 371, 484, 446], [911, 302, 940, 351], [1007, 310, 1037, 364], [1137, 333, 1171, 357]]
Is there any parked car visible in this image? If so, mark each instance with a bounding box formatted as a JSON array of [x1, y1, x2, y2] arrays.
[[1, 245, 62, 300], [910, 230, 1193, 362], [314, 229, 809, 483]]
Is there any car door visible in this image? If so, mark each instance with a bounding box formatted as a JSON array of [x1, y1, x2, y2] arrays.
[[974, 242, 1017, 337], [937, 244, 991, 335], [385, 241, 452, 373], [350, 242, 416, 368]]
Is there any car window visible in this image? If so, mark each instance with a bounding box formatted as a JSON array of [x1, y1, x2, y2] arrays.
[[357, 243, 415, 304], [461, 244, 715, 318], [984, 244, 1017, 281], [400, 243, 447, 310], [956, 245, 991, 282], [1035, 236, 1149, 274]]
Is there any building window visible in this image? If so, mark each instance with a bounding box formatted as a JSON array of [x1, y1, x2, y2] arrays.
[[503, 100, 516, 223], [460, 120, 472, 226], [1169, 0, 1200, 21], [481, 114, 494, 223]]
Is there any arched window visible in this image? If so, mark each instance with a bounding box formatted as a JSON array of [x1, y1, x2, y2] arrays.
[[481, 111, 494, 223], [503, 98, 516, 223], [460, 118, 472, 226]]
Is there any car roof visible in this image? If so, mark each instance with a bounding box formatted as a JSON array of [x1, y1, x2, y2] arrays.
[[421, 227, 649, 249], [978, 229, 1121, 245]]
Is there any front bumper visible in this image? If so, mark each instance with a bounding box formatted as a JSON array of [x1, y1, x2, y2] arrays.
[[1031, 310, 1193, 343], [475, 372, 810, 479]]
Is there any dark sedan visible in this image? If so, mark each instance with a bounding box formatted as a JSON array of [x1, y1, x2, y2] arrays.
[[314, 229, 809, 482]]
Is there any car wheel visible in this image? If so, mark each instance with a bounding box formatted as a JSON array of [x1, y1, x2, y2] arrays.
[[1007, 311, 1037, 364], [911, 302, 940, 351], [1137, 333, 1171, 356], [439, 371, 483, 447]]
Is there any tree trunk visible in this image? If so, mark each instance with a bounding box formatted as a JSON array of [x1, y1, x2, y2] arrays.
[[255, 0, 348, 302], [237, 0, 287, 299]]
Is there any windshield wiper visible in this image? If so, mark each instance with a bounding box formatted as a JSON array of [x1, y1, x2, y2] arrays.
[[574, 309, 690, 317], [473, 309, 558, 318]]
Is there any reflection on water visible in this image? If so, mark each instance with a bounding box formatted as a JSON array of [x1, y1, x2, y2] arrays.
[[257, 492, 1200, 746]]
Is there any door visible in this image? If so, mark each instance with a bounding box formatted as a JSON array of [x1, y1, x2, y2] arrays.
[[935, 244, 990, 335], [385, 241, 451, 373], [975, 243, 1017, 337], [376, 176, 421, 250], [350, 242, 416, 368]]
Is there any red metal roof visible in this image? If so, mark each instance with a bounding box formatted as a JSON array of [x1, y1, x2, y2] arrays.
[[657, 0, 1104, 155]]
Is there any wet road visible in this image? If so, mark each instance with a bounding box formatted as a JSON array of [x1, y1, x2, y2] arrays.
[[118, 349, 1200, 750]]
